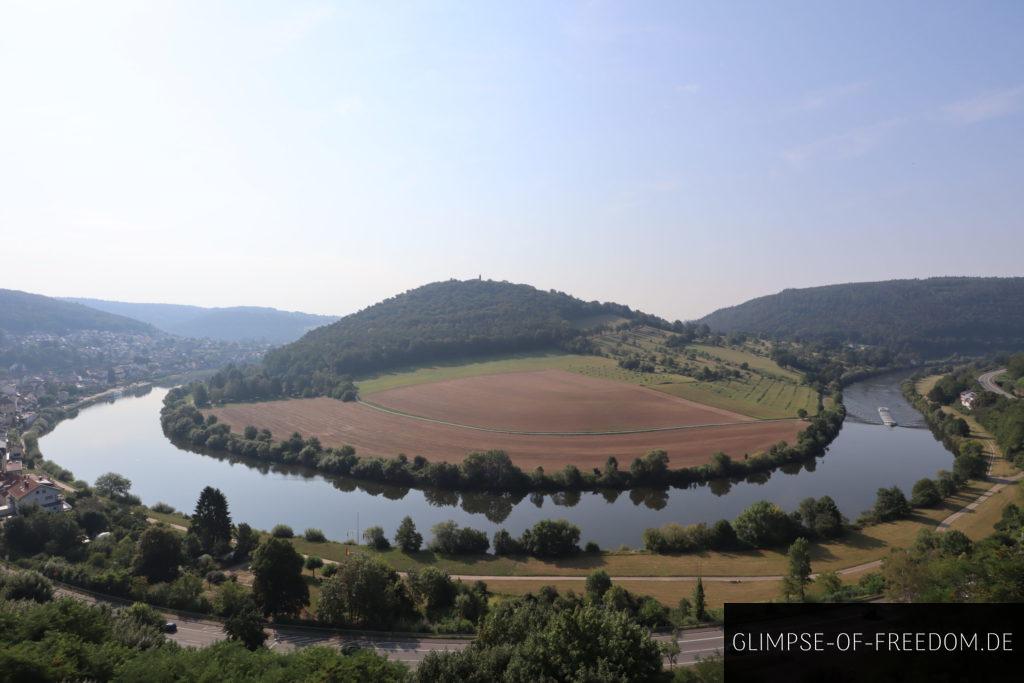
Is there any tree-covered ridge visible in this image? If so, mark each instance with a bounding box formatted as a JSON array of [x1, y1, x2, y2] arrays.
[[0, 289, 156, 335], [66, 298, 338, 344], [699, 277, 1024, 355], [262, 279, 669, 394]]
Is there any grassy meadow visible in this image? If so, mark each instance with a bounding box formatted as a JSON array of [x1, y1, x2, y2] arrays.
[[354, 326, 819, 420]]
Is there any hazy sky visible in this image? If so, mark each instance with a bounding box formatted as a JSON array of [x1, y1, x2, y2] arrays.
[[2, 1, 1022, 321]]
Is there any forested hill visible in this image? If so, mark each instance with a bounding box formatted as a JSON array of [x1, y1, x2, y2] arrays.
[[0, 289, 156, 335], [65, 298, 338, 344], [699, 277, 1024, 355], [262, 279, 664, 394]]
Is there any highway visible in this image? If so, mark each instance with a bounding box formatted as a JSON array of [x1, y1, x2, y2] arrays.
[[45, 578, 721, 668], [657, 627, 725, 667], [979, 369, 1015, 399]]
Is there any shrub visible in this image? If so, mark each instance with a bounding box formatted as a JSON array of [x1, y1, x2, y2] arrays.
[[429, 521, 490, 555], [872, 486, 911, 522], [936, 469, 959, 497], [585, 570, 612, 601], [151, 502, 176, 514], [1, 570, 54, 603], [271, 524, 294, 539], [732, 501, 795, 548], [492, 529, 522, 556], [206, 570, 228, 585], [519, 519, 580, 557], [910, 478, 941, 507], [303, 528, 326, 543], [857, 572, 885, 595], [797, 496, 844, 539], [939, 530, 972, 556], [584, 541, 601, 553], [362, 526, 391, 551], [709, 519, 738, 548], [953, 449, 988, 481]]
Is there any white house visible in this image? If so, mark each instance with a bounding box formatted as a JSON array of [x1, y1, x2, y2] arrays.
[[0, 457, 70, 518], [960, 390, 978, 410]]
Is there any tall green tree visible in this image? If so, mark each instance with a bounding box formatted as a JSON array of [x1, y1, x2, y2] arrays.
[[317, 554, 414, 628], [234, 522, 258, 559], [693, 577, 707, 621], [94, 472, 132, 499], [189, 486, 233, 555], [251, 537, 309, 617], [394, 516, 423, 552], [407, 567, 457, 619], [782, 537, 812, 602], [224, 601, 268, 650], [585, 569, 612, 602], [133, 525, 183, 583]]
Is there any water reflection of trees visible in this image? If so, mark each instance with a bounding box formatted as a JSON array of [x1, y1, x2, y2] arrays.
[[628, 487, 669, 510], [423, 488, 459, 508], [461, 491, 526, 524], [178, 434, 839, 525], [549, 490, 581, 508]]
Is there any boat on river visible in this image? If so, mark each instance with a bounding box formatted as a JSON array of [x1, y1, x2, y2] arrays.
[[878, 407, 896, 427]]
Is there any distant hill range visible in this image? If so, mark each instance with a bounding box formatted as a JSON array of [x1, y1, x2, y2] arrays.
[[699, 277, 1024, 355], [262, 279, 668, 393], [65, 298, 339, 344], [0, 289, 157, 336]]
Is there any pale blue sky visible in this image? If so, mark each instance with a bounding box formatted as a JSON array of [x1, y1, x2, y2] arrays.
[[2, 1, 1021, 320]]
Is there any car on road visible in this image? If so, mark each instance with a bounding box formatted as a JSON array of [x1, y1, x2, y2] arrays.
[[162, 622, 178, 634]]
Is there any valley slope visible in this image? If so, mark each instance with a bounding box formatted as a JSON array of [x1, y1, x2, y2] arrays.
[[699, 276, 1024, 354], [66, 298, 338, 343]]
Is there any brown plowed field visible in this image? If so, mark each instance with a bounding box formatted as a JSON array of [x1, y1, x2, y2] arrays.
[[210, 401, 804, 472], [366, 369, 752, 432]]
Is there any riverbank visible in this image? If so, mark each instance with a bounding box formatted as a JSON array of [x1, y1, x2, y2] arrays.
[[141, 468, 1018, 609]]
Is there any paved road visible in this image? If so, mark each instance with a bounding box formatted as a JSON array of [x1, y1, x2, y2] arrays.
[[657, 627, 725, 667], [46, 578, 718, 667], [979, 369, 1015, 399]]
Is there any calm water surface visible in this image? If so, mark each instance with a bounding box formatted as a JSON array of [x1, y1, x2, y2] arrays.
[[42, 371, 950, 547]]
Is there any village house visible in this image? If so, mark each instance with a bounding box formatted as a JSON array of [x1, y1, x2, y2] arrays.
[[0, 454, 70, 518], [960, 390, 978, 410]]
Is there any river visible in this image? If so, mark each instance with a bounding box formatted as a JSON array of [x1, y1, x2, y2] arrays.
[[41, 370, 950, 547]]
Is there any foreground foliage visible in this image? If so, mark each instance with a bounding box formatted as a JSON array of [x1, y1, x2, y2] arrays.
[[417, 588, 667, 682], [0, 592, 407, 682]]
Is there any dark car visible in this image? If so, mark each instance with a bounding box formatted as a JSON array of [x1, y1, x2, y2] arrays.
[[162, 622, 178, 634]]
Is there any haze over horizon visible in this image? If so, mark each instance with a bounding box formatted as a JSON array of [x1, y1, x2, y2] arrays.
[[2, 1, 1022, 321]]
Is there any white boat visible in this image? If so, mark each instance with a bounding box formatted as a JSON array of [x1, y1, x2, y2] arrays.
[[877, 407, 896, 427]]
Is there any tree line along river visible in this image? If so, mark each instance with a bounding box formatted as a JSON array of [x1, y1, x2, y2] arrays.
[[41, 370, 950, 547]]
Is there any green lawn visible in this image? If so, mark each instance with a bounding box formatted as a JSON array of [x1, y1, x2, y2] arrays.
[[356, 350, 691, 395], [355, 352, 617, 395], [687, 343, 801, 381], [654, 377, 818, 419], [590, 327, 818, 419], [352, 329, 818, 418]]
